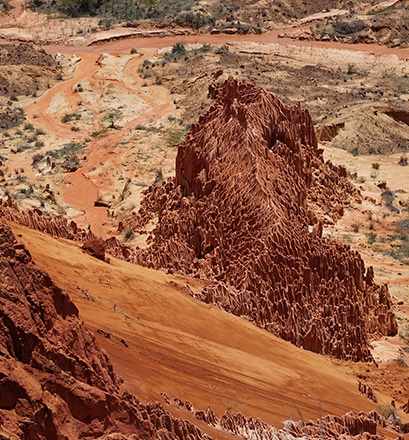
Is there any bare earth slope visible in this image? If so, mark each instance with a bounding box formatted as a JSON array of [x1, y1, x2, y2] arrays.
[[117, 77, 397, 362], [8, 221, 407, 439], [0, 221, 217, 440]]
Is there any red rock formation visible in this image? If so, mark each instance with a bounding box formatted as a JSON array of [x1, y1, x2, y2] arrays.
[[121, 77, 397, 361], [82, 238, 106, 261], [0, 196, 96, 241], [180, 399, 389, 439], [0, 222, 211, 439], [358, 380, 378, 403], [283, 411, 386, 439]]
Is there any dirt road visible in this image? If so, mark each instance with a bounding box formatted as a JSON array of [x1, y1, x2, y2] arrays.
[[17, 28, 404, 236]]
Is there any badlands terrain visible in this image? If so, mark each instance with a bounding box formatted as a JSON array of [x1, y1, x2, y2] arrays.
[[0, 0, 409, 439]]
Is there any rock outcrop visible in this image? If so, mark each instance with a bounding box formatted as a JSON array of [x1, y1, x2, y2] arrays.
[[358, 380, 378, 403], [166, 397, 390, 440], [0, 221, 211, 439], [119, 77, 397, 361], [0, 196, 96, 241], [82, 238, 106, 261], [219, 408, 386, 440]]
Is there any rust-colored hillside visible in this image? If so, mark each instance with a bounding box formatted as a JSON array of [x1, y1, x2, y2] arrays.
[[5, 221, 407, 439], [0, 221, 214, 439]]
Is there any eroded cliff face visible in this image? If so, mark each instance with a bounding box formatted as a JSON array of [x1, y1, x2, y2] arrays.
[[0, 222, 210, 439], [0, 196, 97, 242], [119, 77, 397, 362]]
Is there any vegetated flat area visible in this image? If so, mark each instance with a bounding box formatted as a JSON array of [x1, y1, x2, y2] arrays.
[[1, 0, 409, 436]]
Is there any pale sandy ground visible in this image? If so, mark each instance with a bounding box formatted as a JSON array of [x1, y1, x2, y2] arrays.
[[323, 144, 409, 364]]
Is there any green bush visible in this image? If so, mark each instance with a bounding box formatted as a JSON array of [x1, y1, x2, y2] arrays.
[[171, 42, 186, 58]]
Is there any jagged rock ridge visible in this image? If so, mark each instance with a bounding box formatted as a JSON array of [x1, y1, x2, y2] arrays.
[[0, 196, 97, 241], [0, 218, 403, 439], [119, 77, 397, 362], [0, 222, 211, 439]]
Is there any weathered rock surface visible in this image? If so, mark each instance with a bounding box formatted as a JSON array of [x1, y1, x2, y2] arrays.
[[0, 221, 211, 439], [0, 43, 60, 99], [220, 409, 386, 439], [358, 380, 378, 403], [0, 196, 96, 241], [82, 238, 106, 261], [178, 399, 390, 439], [118, 77, 397, 361]]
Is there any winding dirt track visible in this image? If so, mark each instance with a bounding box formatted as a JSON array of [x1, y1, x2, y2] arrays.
[[19, 30, 407, 237], [23, 46, 176, 236]]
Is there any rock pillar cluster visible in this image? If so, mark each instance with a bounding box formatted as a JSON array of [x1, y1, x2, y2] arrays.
[[122, 77, 397, 361]]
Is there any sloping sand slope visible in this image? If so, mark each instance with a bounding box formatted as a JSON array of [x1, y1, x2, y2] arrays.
[[9, 221, 403, 439]]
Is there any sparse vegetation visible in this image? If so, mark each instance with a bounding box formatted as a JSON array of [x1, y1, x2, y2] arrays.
[[367, 232, 377, 244], [101, 109, 123, 129], [123, 227, 134, 241], [153, 168, 164, 185], [370, 170, 379, 179], [135, 124, 159, 132], [367, 5, 396, 15], [398, 155, 408, 166], [166, 124, 190, 148], [376, 403, 401, 423], [395, 356, 408, 367], [347, 63, 358, 75], [61, 112, 81, 123], [24, 122, 34, 131], [381, 189, 396, 205]]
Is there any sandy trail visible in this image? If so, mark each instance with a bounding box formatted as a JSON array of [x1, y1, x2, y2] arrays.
[[24, 51, 111, 236], [31, 31, 409, 237], [21, 47, 175, 237]]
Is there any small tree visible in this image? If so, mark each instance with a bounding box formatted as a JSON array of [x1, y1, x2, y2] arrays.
[[171, 42, 186, 58], [101, 109, 123, 129]]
